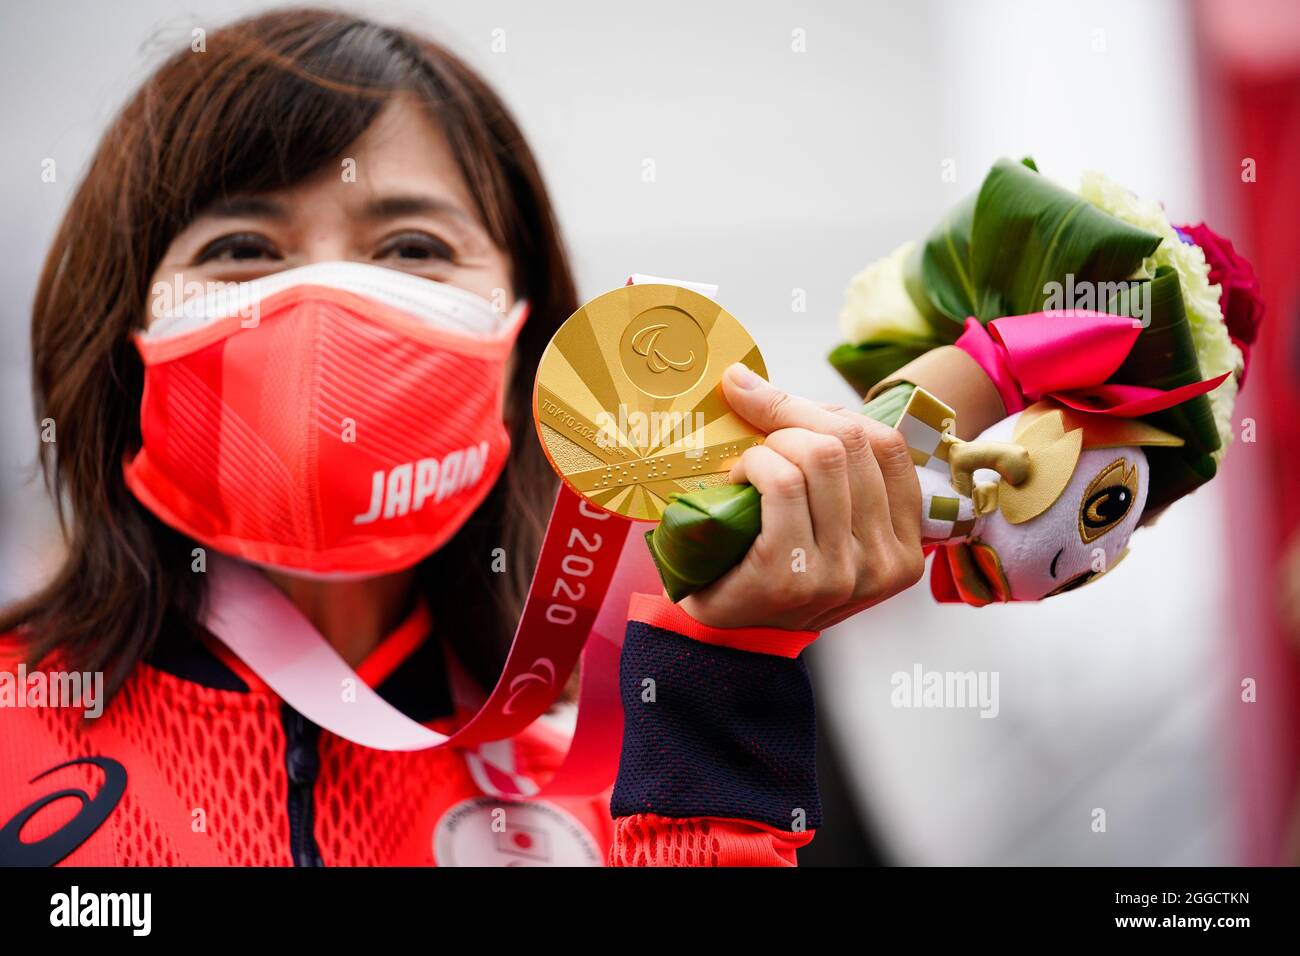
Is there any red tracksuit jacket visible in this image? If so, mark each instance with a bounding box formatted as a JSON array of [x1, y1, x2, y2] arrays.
[[0, 592, 820, 866]]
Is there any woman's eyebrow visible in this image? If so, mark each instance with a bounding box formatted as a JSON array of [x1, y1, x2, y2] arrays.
[[361, 194, 474, 225], [196, 195, 289, 221]]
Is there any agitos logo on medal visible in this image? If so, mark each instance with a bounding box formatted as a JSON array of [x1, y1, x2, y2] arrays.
[[621, 304, 708, 394], [630, 320, 696, 372]]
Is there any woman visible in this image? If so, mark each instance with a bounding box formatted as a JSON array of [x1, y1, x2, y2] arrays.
[[0, 8, 922, 867]]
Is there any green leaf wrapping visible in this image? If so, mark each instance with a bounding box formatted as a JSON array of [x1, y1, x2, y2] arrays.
[[827, 337, 935, 400], [837, 161, 1160, 397], [921, 158, 1160, 325], [643, 485, 761, 602], [1110, 266, 1220, 512], [919, 188, 979, 329], [902, 222, 948, 327], [645, 384, 916, 602], [829, 241, 957, 399]]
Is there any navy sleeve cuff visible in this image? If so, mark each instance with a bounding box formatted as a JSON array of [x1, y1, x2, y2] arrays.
[[611, 619, 823, 832]]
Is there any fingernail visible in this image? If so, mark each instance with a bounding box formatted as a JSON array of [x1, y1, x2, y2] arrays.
[[726, 362, 764, 390]]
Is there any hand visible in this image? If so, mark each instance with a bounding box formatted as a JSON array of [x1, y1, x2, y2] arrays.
[[680, 362, 925, 631]]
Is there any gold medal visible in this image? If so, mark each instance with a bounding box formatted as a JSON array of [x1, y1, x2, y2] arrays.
[[533, 283, 766, 521]]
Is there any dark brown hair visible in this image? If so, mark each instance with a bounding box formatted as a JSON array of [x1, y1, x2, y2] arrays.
[[1, 7, 572, 698]]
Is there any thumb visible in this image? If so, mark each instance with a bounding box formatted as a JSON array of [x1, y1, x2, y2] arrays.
[[721, 362, 838, 435], [720, 362, 792, 432]]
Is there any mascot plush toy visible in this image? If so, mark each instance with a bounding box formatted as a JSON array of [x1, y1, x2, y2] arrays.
[[646, 158, 1264, 604]]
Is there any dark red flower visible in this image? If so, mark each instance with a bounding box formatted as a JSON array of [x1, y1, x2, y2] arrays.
[[1177, 222, 1264, 385]]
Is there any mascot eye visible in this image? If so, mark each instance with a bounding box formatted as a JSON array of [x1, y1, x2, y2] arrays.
[[1083, 486, 1131, 527], [1079, 459, 1138, 543]]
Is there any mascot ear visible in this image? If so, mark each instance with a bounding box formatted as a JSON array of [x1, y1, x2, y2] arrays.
[[998, 410, 1084, 525], [1015, 402, 1185, 451]]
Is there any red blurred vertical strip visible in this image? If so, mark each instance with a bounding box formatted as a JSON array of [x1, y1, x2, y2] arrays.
[[1195, 0, 1300, 865]]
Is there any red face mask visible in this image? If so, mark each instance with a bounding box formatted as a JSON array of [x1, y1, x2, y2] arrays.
[[125, 262, 528, 578]]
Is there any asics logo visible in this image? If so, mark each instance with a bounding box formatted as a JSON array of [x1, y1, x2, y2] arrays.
[[0, 756, 127, 867]]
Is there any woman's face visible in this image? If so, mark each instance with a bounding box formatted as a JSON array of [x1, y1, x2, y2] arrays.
[[147, 94, 516, 323]]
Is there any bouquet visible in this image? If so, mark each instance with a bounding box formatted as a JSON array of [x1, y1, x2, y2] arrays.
[[647, 158, 1263, 603]]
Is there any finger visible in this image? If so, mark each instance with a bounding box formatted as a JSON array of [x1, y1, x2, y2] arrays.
[[813, 400, 855, 414], [722, 363, 868, 445], [759, 429, 851, 558], [807, 404, 892, 547], [723, 364, 892, 542], [819, 402, 922, 548], [728, 443, 815, 556]]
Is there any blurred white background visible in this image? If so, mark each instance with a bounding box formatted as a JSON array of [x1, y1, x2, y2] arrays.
[[0, 0, 1236, 863]]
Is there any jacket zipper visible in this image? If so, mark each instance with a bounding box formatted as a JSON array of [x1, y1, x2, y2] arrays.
[[282, 704, 324, 867]]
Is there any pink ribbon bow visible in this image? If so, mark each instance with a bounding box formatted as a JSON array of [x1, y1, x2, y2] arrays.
[[954, 312, 1230, 418]]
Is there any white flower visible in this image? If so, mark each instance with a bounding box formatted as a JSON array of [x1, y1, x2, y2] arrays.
[[839, 240, 931, 345], [1078, 171, 1242, 460]]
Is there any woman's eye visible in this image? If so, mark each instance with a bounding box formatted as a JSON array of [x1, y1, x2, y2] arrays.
[[194, 232, 281, 264], [376, 232, 454, 263]]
